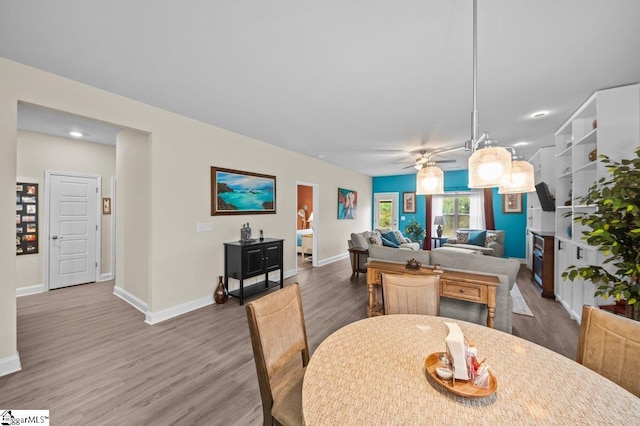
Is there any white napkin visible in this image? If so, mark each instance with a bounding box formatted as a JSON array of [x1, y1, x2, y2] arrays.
[[445, 322, 469, 380]]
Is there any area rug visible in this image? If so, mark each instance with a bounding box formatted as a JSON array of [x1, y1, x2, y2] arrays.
[[511, 283, 534, 317]]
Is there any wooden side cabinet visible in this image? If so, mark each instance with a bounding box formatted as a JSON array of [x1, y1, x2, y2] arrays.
[[532, 232, 555, 298], [224, 238, 284, 305]]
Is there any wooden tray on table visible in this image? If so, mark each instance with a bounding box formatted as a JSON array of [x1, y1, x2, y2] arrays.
[[424, 352, 497, 398]]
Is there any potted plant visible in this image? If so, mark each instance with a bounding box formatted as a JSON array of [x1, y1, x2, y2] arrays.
[[404, 219, 425, 245], [562, 147, 640, 320]]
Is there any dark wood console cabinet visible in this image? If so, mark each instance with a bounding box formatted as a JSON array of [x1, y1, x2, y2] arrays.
[[532, 232, 555, 298], [224, 238, 284, 305]]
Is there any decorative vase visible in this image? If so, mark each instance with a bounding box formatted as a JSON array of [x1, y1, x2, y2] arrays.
[[436, 225, 443, 238], [588, 149, 597, 162], [214, 275, 228, 304], [567, 226, 572, 238]]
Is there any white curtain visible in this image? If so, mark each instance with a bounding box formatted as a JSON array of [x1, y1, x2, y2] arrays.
[[431, 195, 444, 235], [469, 189, 485, 229]]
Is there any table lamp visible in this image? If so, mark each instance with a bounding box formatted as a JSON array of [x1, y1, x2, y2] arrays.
[[434, 216, 445, 238]]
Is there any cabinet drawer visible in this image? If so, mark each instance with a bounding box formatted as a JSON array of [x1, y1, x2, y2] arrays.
[[441, 280, 486, 303]]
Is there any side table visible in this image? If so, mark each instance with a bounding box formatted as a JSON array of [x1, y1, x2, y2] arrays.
[[431, 237, 448, 248], [348, 247, 368, 280]]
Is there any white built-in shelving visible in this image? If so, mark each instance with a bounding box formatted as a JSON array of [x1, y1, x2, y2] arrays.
[[553, 83, 640, 323]]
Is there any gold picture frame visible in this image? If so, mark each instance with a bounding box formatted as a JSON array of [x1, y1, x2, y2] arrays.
[[502, 193, 522, 214], [102, 197, 111, 215]]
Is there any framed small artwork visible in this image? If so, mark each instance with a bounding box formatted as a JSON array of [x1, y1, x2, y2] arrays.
[[211, 167, 276, 215], [402, 192, 416, 213], [103, 198, 111, 215], [337, 188, 357, 219], [16, 182, 38, 255], [503, 193, 523, 214]]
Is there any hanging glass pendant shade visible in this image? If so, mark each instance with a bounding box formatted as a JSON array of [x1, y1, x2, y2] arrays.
[[468, 144, 512, 188], [498, 158, 535, 194], [416, 162, 444, 195]]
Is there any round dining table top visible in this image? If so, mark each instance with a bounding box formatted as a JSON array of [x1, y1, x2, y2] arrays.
[[302, 315, 640, 425]]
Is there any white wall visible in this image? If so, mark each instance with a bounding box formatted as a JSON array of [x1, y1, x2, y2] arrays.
[[115, 129, 150, 304], [0, 57, 372, 368], [16, 130, 116, 290]]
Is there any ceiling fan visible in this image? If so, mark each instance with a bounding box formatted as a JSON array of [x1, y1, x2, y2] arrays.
[[401, 150, 457, 170]]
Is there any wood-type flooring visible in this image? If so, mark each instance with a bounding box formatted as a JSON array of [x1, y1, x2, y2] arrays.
[[0, 258, 579, 425]]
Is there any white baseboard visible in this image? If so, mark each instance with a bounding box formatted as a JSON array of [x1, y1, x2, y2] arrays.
[[100, 273, 113, 281], [145, 294, 213, 325], [317, 252, 349, 267], [113, 285, 148, 314], [16, 284, 45, 297], [0, 353, 22, 377]]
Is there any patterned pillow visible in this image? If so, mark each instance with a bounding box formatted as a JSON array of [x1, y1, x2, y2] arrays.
[[393, 230, 411, 244], [485, 232, 498, 246], [455, 231, 469, 244], [369, 230, 383, 246]]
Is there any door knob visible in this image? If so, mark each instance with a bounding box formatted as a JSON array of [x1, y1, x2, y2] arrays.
[[52, 235, 63, 240]]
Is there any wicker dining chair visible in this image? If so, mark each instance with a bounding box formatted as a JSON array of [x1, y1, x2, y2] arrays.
[[577, 305, 640, 397], [246, 283, 310, 426], [381, 273, 440, 316]]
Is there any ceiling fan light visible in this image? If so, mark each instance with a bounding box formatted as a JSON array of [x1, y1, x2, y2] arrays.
[[498, 159, 535, 194], [468, 145, 512, 188], [416, 163, 444, 195]]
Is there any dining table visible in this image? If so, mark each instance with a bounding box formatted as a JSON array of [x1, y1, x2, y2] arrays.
[[302, 315, 640, 425]]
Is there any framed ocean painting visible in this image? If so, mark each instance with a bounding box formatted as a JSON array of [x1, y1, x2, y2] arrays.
[[211, 167, 276, 215]]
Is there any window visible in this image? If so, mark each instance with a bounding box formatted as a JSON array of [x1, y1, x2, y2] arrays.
[[433, 191, 485, 237], [378, 201, 392, 228], [441, 195, 470, 236]]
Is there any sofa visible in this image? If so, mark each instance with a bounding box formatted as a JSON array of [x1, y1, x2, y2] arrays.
[[367, 244, 520, 333], [348, 230, 421, 279], [442, 229, 505, 257]]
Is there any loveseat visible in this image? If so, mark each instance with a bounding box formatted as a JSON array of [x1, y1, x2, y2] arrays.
[[348, 230, 421, 279], [443, 229, 505, 257], [367, 244, 520, 333]]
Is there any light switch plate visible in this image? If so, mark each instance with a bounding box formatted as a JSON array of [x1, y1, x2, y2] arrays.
[[197, 222, 212, 232]]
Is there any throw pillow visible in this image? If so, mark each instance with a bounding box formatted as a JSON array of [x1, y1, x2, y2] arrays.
[[455, 231, 469, 244], [467, 230, 487, 247], [485, 232, 498, 246], [381, 236, 400, 248], [369, 230, 383, 246], [393, 230, 411, 244], [382, 231, 401, 246]]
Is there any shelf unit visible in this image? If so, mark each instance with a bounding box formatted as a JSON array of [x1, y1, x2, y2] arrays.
[[525, 146, 556, 270], [553, 83, 640, 322]]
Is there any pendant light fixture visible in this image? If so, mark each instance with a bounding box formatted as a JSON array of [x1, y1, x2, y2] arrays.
[[498, 155, 535, 194], [416, 161, 444, 195], [466, 0, 512, 188]]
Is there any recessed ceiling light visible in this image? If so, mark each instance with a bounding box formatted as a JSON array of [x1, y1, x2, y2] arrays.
[[513, 141, 528, 147], [531, 111, 548, 119], [318, 154, 325, 159], [69, 131, 83, 138]]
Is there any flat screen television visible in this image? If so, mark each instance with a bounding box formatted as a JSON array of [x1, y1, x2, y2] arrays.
[[535, 182, 555, 212]]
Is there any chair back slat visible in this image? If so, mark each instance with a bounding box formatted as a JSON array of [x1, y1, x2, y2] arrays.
[[578, 305, 640, 398], [382, 273, 440, 316]]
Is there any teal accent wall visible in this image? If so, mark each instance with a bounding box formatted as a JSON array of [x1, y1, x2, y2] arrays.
[[373, 170, 527, 259], [372, 175, 426, 242]]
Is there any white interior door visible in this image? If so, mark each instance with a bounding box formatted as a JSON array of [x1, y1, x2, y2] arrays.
[[49, 174, 98, 289], [374, 192, 399, 230]]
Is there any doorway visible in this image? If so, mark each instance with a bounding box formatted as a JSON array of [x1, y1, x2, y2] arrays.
[[373, 192, 399, 230], [46, 172, 100, 289], [296, 182, 318, 271]]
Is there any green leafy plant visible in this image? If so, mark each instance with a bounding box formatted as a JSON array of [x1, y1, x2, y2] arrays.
[[562, 147, 640, 319], [404, 219, 425, 244]]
